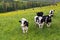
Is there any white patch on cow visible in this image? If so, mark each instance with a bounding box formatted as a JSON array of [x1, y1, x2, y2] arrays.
[[20, 18, 28, 27], [34, 16, 38, 24], [34, 16, 38, 22], [22, 26, 28, 33], [39, 17, 42, 21], [49, 10, 54, 16], [49, 15, 51, 17], [49, 10, 54, 13], [38, 17, 44, 28], [21, 18, 27, 21], [21, 20, 24, 27], [39, 22, 44, 28]]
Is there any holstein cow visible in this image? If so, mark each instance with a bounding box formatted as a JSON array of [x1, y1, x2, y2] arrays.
[[19, 18, 29, 33], [34, 12, 44, 28], [43, 15, 52, 27], [49, 10, 55, 17]]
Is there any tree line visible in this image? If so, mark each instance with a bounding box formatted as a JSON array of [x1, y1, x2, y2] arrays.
[[0, 1, 56, 13]]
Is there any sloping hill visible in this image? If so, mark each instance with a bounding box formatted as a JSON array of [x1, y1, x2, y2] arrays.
[[0, 3, 60, 40]]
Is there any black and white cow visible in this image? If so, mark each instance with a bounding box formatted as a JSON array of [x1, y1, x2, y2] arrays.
[[49, 10, 55, 17], [43, 15, 52, 27], [19, 18, 29, 33], [34, 12, 44, 28]]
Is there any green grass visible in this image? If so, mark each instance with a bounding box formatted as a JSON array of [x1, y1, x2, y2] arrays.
[[0, 3, 60, 40]]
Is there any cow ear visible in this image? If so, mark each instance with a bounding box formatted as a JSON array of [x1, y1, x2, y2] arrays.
[[19, 21, 21, 23]]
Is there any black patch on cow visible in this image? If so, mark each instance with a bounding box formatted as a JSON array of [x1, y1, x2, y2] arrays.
[[43, 15, 52, 24], [38, 18, 44, 24], [46, 16, 51, 23], [37, 12, 43, 16], [24, 21, 29, 27], [50, 11, 53, 14], [36, 16, 44, 24], [50, 10, 55, 17], [50, 15, 53, 17]]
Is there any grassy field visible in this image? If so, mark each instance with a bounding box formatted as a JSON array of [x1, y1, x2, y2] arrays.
[[0, 3, 60, 40]]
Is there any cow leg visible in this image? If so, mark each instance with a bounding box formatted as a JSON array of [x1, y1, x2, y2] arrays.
[[25, 27, 28, 33], [47, 23, 51, 27], [41, 22, 44, 28], [39, 22, 44, 28], [22, 27, 25, 33], [39, 24, 42, 28]]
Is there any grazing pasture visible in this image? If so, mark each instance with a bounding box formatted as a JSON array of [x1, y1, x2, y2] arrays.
[[0, 3, 60, 40]]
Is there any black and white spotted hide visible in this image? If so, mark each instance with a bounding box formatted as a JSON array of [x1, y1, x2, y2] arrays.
[[19, 18, 28, 33], [43, 15, 52, 27], [34, 16, 44, 28]]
